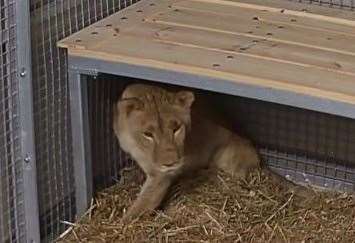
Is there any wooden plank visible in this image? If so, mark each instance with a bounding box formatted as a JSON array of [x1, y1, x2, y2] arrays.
[[88, 35, 355, 97], [57, 0, 177, 50], [147, 8, 355, 55], [121, 21, 355, 75], [174, 0, 355, 35], [187, 0, 355, 27]]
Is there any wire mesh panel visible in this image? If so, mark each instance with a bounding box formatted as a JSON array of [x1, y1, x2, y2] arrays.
[[286, 0, 354, 10], [87, 75, 134, 191], [29, 0, 139, 241], [0, 1, 24, 242], [219, 95, 355, 192], [0, 0, 27, 242]]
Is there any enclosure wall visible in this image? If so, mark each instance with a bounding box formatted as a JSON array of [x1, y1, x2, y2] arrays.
[[1, 0, 41, 242], [0, 1, 26, 242], [29, 0, 139, 241]]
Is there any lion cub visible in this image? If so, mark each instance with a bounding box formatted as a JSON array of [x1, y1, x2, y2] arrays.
[[113, 84, 260, 222]]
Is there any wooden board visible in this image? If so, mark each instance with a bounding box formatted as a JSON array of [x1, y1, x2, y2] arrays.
[[58, 0, 355, 107]]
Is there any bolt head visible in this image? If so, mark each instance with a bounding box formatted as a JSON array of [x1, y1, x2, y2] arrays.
[[24, 156, 31, 163], [20, 68, 27, 77]]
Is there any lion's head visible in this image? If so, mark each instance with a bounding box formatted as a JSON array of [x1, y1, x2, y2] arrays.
[[113, 84, 195, 174]]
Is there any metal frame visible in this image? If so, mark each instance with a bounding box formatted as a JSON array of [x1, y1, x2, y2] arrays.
[[67, 52, 355, 214], [68, 63, 93, 216], [16, 0, 41, 242]]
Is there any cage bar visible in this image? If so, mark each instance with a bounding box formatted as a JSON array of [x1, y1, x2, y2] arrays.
[[15, 0, 41, 242]]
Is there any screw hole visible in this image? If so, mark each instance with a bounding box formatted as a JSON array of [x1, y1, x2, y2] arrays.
[[121, 16, 128, 20], [106, 24, 112, 27], [212, 63, 220, 67], [327, 37, 332, 40], [290, 18, 297, 22], [247, 31, 253, 34], [252, 16, 259, 21], [91, 31, 98, 35], [252, 40, 259, 43], [150, 3, 155, 6], [75, 39, 82, 43], [266, 32, 273, 36], [227, 55, 234, 59], [136, 10, 143, 13], [278, 25, 284, 29]]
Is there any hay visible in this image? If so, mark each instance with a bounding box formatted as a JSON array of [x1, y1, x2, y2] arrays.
[[57, 166, 355, 242]]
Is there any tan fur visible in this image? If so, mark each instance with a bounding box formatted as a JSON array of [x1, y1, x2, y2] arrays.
[[113, 84, 307, 223]]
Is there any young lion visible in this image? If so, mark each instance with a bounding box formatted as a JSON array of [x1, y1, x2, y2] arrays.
[[113, 83, 303, 223]]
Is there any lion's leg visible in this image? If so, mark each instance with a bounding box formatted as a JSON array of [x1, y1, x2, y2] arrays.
[[211, 136, 260, 179], [121, 175, 172, 223]]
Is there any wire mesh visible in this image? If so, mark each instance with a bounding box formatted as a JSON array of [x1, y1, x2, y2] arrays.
[[286, 0, 354, 10], [87, 75, 134, 191], [0, 0, 27, 242], [218, 94, 355, 192], [29, 0, 139, 241]]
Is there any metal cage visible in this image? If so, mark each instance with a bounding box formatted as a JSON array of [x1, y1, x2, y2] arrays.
[[0, 0, 354, 242]]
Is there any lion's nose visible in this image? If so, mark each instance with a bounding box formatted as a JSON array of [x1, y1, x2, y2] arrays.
[[161, 149, 180, 167], [158, 144, 180, 167]]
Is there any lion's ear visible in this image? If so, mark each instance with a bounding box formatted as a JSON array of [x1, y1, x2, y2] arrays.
[[175, 91, 195, 109], [117, 97, 144, 117]]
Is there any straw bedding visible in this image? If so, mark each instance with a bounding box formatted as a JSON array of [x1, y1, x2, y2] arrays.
[[57, 165, 355, 242]]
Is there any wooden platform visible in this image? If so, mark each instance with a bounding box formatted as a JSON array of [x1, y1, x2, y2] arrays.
[[58, 0, 355, 117]]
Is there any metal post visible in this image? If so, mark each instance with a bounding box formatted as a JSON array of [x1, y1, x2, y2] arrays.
[[15, 1, 41, 242], [68, 65, 93, 217]]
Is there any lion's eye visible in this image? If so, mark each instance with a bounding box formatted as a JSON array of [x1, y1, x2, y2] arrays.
[[143, 131, 154, 140]]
